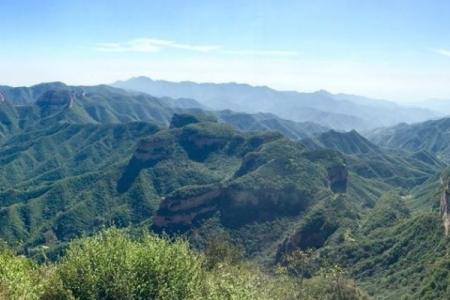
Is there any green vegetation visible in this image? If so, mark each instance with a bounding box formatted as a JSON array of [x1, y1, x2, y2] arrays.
[[320, 191, 450, 299], [369, 117, 450, 164], [0, 244, 46, 299], [1, 83, 450, 298], [304, 129, 444, 189], [0, 228, 367, 299]]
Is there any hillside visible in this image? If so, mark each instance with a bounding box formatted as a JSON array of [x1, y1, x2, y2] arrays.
[[293, 128, 450, 299], [302, 130, 444, 189], [113, 76, 438, 131], [215, 110, 328, 140], [0, 83, 449, 298], [0, 111, 352, 259], [0, 99, 405, 262], [369, 117, 450, 163], [0, 83, 328, 141]]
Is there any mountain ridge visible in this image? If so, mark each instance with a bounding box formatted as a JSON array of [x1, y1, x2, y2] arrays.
[[113, 76, 439, 131], [0, 81, 449, 298], [369, 116, 450, 164]]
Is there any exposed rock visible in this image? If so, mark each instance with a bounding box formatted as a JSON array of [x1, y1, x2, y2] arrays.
[[124, 119, 335, 236], [276, 209, 338, 262], [170, 113, 217, 128], [134, 136, 175, 162], [153, 182, 314, 233], [179, 127, 233, 161], [152, 185, 222, 233], [327, 164, 348, 193], [219, 183, 312, 228], [440, 176, 450, 236], [117, 133, 174, 193]]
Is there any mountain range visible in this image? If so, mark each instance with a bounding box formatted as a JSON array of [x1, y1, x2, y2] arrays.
[[1, 81, 450, 298], [113, 76, 439, 131]]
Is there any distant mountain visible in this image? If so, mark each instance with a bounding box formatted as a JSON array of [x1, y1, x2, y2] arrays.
[[112, 76, 439, 131], [214, 110, 328, 140], [369, 117, 450, 164], [0, 82, 70, 105], [411, 98, 450, 115], [0, 83, 177, 129], [0, 82, 327, 141]]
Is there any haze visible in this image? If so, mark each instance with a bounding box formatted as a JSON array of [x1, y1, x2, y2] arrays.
[[1, 0, 450, 103]]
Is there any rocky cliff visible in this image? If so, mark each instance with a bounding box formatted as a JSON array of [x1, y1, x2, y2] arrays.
[[153, 184, 222, 233], [440, 175, 450, 236], [120, 114, 345, 236], [327, 164, 348, 193]]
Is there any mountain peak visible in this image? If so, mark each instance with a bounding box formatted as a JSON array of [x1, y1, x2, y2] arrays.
[[32, 81, 67, 88], [315, 89, 333, 96]]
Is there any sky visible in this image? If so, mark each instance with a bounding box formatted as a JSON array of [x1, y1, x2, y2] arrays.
[[1, 0, 450, 102]]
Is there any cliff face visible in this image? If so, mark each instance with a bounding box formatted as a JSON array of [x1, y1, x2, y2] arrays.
[[124, 115, 343, 235], [149, 150, 336, 234], [117, 132, 175, 193], [152, 181, 316, 234], [276, 210, 338, 261], [440, 176, 450, 236], [153, 185, 222, 233], [170, 113, 216, 128], [219, 182, 313, 228], [327, 164, 348, 193]]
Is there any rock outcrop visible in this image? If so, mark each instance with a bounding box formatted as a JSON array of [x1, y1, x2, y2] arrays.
[[119, 115, 342, 235], [152, 185, 222, 233], [276, 209, 339, 262], [152, 179, 315, 233], [219, 182, 312, 228], [440, 176, 450, 236], [327, 164, 348, 193], [117, 132, 174, 193], [170, 113, 216, 128]]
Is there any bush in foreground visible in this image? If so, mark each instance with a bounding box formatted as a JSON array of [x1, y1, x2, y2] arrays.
[[0, 246, 46, 299], [54, 229, 203, 299], [0, 229, 368, 299]]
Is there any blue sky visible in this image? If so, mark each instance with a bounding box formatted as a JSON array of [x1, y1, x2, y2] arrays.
[[1, 0, 450, 102]]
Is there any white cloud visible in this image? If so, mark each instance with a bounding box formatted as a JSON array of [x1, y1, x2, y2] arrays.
[[94, 37, 298, 57], [223, 49, 300, 57], [95, 38, 220, 53], [432, 48, 450, 57], [172, 43, 221, 52]]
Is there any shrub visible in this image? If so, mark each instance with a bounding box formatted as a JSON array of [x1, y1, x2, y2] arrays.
[[204, 235, 243, 270], [0, 229, 370, 300], [55, 229, 204, 299], [0, 247, 44, 299]]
